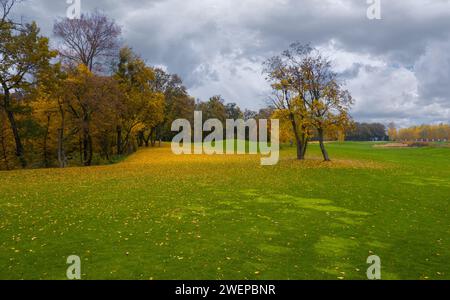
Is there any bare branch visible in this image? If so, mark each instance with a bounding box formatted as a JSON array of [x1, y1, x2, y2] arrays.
[[53, 11, 121, 72]]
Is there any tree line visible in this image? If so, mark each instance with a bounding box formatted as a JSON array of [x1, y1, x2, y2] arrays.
[[9, 1, 442, 170], [346, 123, 388, 141], [388, 123, 450, 142], [0, 3, 197, 169], [0, 2, 279, 170]]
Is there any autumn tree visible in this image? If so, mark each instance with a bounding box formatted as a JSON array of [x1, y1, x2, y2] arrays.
[[31, 62, 74, 168], [0, 108, 12, 169], [387, 122, 397, 141], [299, 48, 353, 161], [263, 45, 311, 160], [225, 103, 243, 120], [397, 124, 450, 142], [202, 95, 228, 123], [154, 70, 195, 142], [63, 65, 120, 166], [53, 11, 121, 72], [0, 0, 57, 167], [115, 47, 165, 151], [31, 83, 59, 168], [264, 43, 353, 161]]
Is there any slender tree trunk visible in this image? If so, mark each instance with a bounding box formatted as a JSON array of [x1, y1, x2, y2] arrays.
[[0, 114, 9, 170], [301, 137, 308, 159], [43, 114, 51, 168], [57, 128, 67, 168], [289, 113, 305, 160], [137, 131, 144, 147], [122, 127, 135, 154], [83, 130, 88, 165], [318, 128, 330, 161], [144, 129, 153, 147], [150, 127, 156, 147], [79, 134, 83, 165], [82, 118, 92, 166], [57, 106, 67, 168], [86, 134, 93, 166], [3, 91, 26, 168], [116, 125, 123, 155], [100, 131, 110, 161], [157, 125, 162, 147]]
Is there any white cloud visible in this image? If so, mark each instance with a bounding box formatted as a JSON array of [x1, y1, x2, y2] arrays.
[[415, 39, 450, 106]]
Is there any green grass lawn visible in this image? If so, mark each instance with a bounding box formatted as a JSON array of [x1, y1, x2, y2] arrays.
[[0, 142, 449, 280]]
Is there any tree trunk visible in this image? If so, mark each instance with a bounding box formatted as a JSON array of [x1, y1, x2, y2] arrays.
[[82, 119, 92, 166], [83, 131, 89, 165], [150, 128, 156, 147], [301, 137, 308, 159], [57, 128, 67, 168], [0, 115, 9, 170], [157, 125, 162, 147], [3, 91, 26, 168], [144, 129, 153, 147], [79, 135, 83, 164], [57, 106, 67, 168], [100, 131, 110, 161], [116, 126, 123, 155], [289, 113, 306, 160], [86, 134, 93, 166], [318, 128, 330, 161], [137, 131, 144, 147], [43, 114, 51, 168]]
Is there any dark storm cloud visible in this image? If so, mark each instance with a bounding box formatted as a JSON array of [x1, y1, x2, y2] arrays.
[[12, 0, 450, 125]]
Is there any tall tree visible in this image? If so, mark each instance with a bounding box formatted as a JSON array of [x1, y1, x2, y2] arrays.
[[199, 95, 227, 123], [115, 47, 164, 151], [299, 49, 353, 161], [264, 43, 353, 161], [264, 47, 310, 160], [64, 64, 119, 166], [35, 63, 71, 167], [53, 11, 121, 72], [0, 0, 57, 167], [387, 122, 397, 141], [153, 69, 195, 142], [225, 103, 243, 120]]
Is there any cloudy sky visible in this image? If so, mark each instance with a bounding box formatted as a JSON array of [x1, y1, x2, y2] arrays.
[[12, 0, 450, 127]]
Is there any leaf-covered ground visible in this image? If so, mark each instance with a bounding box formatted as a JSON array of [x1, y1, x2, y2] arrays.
[[0, 142, 449, 279]]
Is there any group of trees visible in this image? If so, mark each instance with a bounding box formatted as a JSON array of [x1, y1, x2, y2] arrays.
[[0, 1, 273, 170], [264, 43, 353, 161], [0, 0, 57, 168], [194, 95, 273, 127], [0, 2, 194, 170], [388, 123, 450, 142], [337, 122, 450, 143], [8, 1, 417, 169], [346, 122, 387, 141]]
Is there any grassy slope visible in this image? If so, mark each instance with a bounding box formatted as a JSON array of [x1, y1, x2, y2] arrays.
[[0, 142, 449, 280]]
